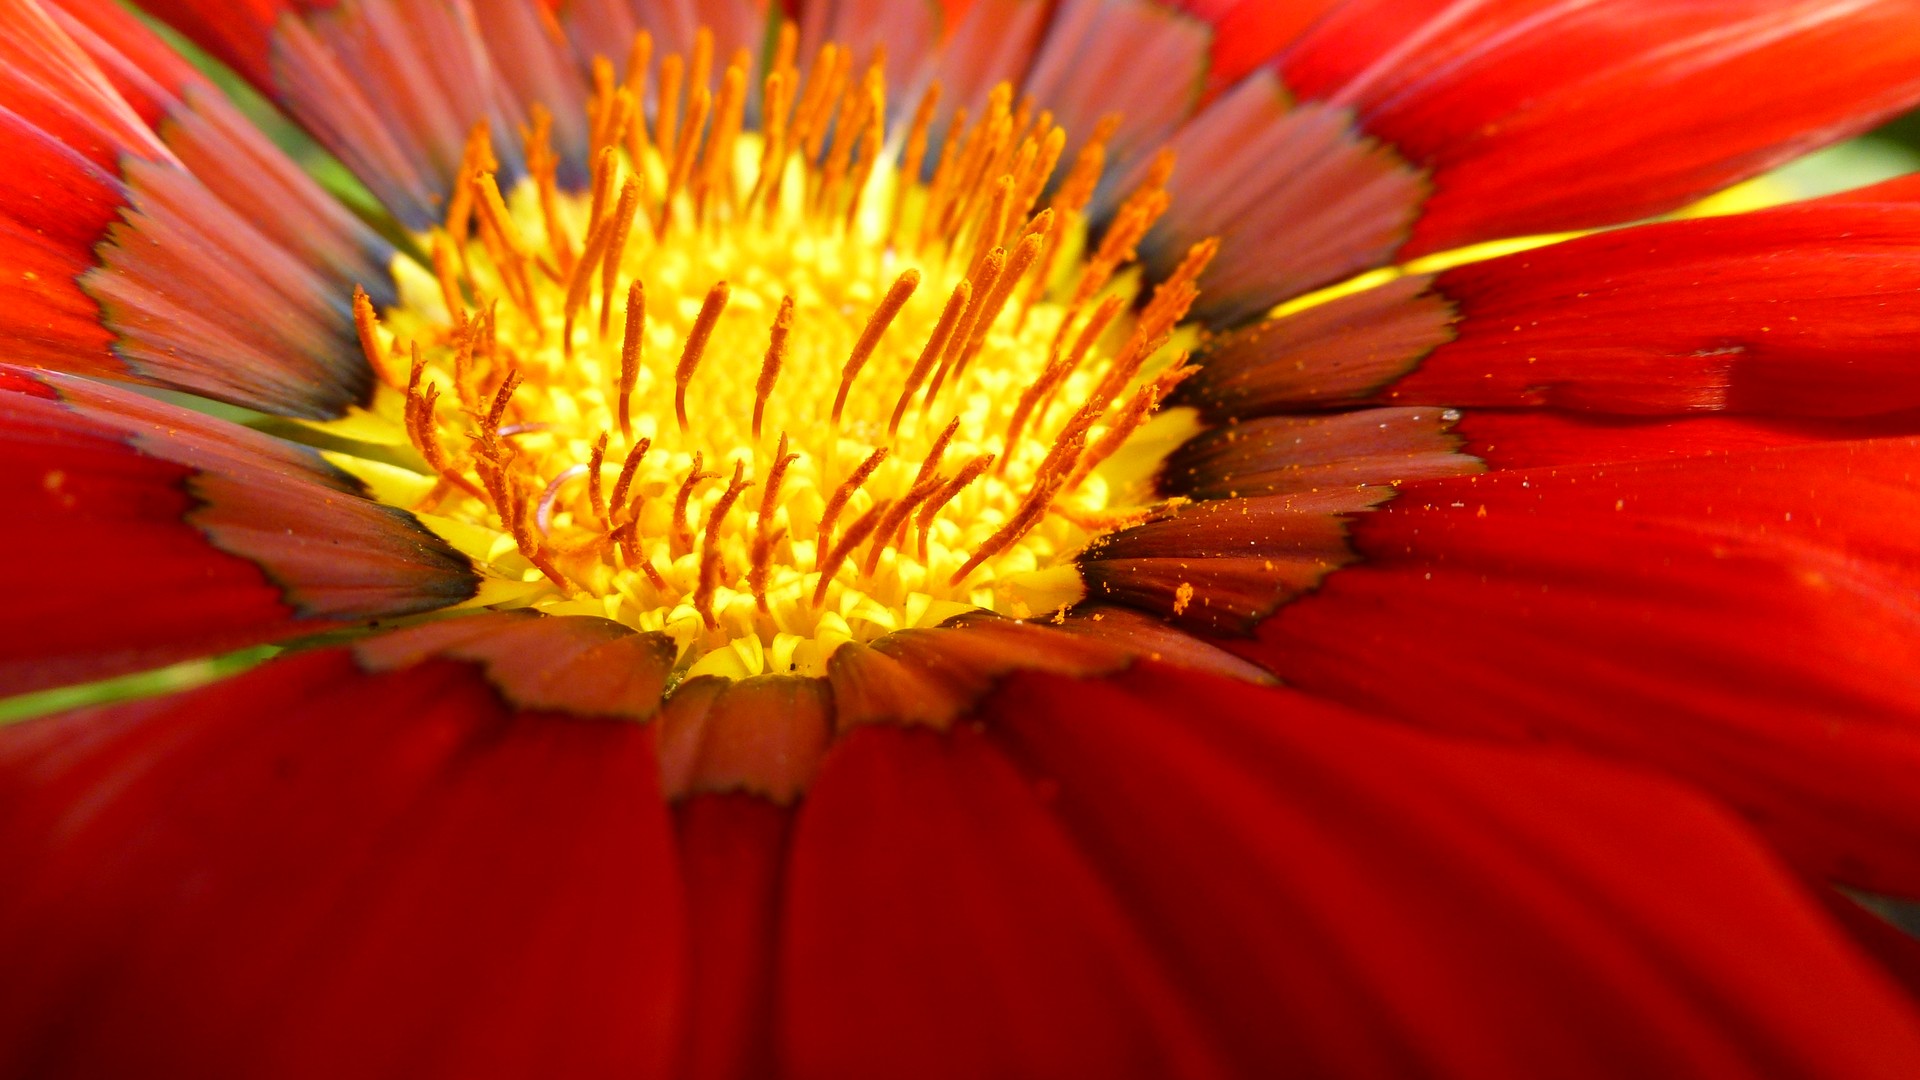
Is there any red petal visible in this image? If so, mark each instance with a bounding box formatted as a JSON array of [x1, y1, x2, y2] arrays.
[[1080, 492, 1370, 633], [935, 0, 1053, 106], [0, 0, 147, 373], [1188, 198, 1920, 425], [354, 608, 678, 718], [149, 0, 709, 230], [1453, 409, 1920, 470], [830, 608, 1274, 730], [674, 793, 792, 1080], [777, 720, 1224, 1079], [0, 632, 685, 1078], [130, 0, 293, 88], [657, 674, 835, 803], [558, 0, 771, 81], [982, 663, 1920, 1076], [1279, 0, 1920, 256], [1160, 405, 1473, 499], [1021, 0, 1212, 177], [1245, 437, 1920, 893], [1163, 0, 1341, 91], [1391, 199, 1920, 415], [795, 0, 946, 83], [1142, 75, 1426, 323], [0, 370, 476, 696], [47, 0, 397, 297], [0, 0, 382, 417], [1178, 273, 1454, 417]]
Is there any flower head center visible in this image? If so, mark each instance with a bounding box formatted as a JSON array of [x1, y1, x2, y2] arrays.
[[362, 31, 1212, 679]]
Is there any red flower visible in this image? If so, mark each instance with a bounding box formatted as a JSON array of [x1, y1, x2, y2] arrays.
[[6, 0, 1920, 1075]]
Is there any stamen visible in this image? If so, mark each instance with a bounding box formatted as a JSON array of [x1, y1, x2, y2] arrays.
[[923, 248, 1006, 407], [675, 281, 730, 433], [445, 122, 495, 241], [412, 383, 487, 501], [694, 461, 754, 628], [750, 432, 800, 613], [525, 106, 573, 276], [916, 104, 970, 252], [916, 453, 994, 561], [1067, 358, 1198, 491], [863, 479, 939, 577], [430, 235, 466, 328], [474, 171, 540, 324], [351, 285, 398, 388], [655, 52, 684, 161], [910, 417, 963, 494], [891, 82, 942, 245], [561, 211, 616, 356], [617, 280, 645, 439], [818, 445, 888, 558], [748, 68, 793, 214], [832, 269, 920, 425], [671, 452, 719, 559], [609, 436, 652, 527], [689, 27, 714, 103], [949, 220, 1049, 387], [586, 432, 610, 527], [599, 179, 643, 336], [1004, 294, 1125, 465], [506, 473, 571, 591], [623, 30, 653, 100], [754, 297, 794, 442], [381, 27, 1212, 677], [657, 83, 712, 236], [698, 63, 750, 220], [812, 498, 890, 607], [889, 280, 971, 436]]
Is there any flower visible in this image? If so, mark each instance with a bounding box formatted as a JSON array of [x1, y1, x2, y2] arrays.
[[6, 0, 1920, 1074]]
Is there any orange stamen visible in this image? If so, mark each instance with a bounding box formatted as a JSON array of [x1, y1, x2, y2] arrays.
[[832, 269, 920, 425], [675, 281, 730, 433]]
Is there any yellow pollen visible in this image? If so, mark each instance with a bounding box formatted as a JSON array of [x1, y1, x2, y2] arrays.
[[361, 30, 1211, 680]]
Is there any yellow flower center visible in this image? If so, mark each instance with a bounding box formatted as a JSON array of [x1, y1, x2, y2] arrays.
[[356, 31, 1211, 680]]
